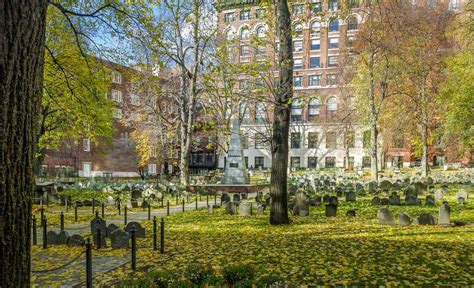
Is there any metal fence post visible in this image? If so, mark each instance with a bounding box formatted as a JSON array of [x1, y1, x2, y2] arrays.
[[101, 203, 105, 219], [74, 203, 78, 222], [182, 199, 185, 212], [124, 205, 127, 225], [86, 238, 92, 288], [32, 215, 37, 245], [153, 216, 157, 251], [160, 218, 165, 254], [42, 217, 47, 249], [60, 211, 64, 231], [148, 203, 151, 220], [167, 201, 170, 216], [131, 230, 136, 270]]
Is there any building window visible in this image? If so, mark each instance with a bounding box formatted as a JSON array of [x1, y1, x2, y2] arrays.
[[344, 157, 355, 169], [256, 45, 266, 55], [347, 36, 355, 47], [293, 76, 302, 87], [240, 45, 251, 56], [327, 96, 338, 112], [325, 157, 336, 168], [112, 71, 122, 84], [363, 130, 371, 149], [292, 4, 304, 15], [311, 0, 322, 12], [310, 20, 321, 35], [224, 12, 235, 23], [347, 16, 358, 31], [240, 28, 250, 40], [448, 0, 459, 10], [362, 156, 371, 168], [256, 8, 265, 19], [329, 37, 339, 49], [310, 39, 321, 51], [239, 79, 250, 90], [290, 157, 301, 168], [111, 90, 122, 102], [294, 58, 303, 69], [328, 19, 339, 32], [226, 30, 234, 41], [131, 95, 140, 105], [293, 40, 303, 52], [328, 0, 338, 11], [309, 75, 321, 87], [256, 26, 266, 38], [310, 56, 320, 68], [83, 138, 91, 152], [308, 132, 319, 148], [240, 10, 251, 21], [255, 133, 265, 149], [327, 74, 338, 85], [291, 99, 302, 122], [308, 98, 320, 120], [308, 157, 318, 169], [294, 24, 303, 37], [148, 163, 157, 174], [345, 131, 355, 148], [255, 157, 264, 169], [328, 55, 339, 67], [326, 132, 337, 149], [256, 102, 266, 124], [114, 108, 123, 119], [291, 133, 301, 149]]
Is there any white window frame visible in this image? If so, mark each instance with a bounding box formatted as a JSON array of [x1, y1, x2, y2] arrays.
[[112, 72, 122, 84], [83, 138, 91, 152], [148, 163, 157, 174], [114, 108, 123, 119], [111, 90, 122, 102]]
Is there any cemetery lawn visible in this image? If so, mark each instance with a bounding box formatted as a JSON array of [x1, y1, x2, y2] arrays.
[[96, 194, 474, 287]]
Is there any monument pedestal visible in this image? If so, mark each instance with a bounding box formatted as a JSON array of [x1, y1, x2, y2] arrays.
[[222, 119, 249, 185]]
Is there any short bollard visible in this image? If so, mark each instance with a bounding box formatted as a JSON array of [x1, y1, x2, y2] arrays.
[[32, 216, 37, 245], [206, 195, 209, 206], [166, 201, 170, 216], [153, 216, 157, 251], [92, 198, 95, 214], [182, 199, 185, 212], [74, 203, 78, 222], [60, 211, 64, 231], [86, 238, 92, 288], [124, 205, 127, 225], [147, 204, 151, 220], [118, 200, 121, 216], [131, 230, 137, 270], [40, 208, 45, 227], [160, 218, 165, 254], [46, 194, 50, 207], [42, 217, 47, 249], [96, 227, 102, 249], [214, 194, 217, 205], [101, 203, 105, 219]]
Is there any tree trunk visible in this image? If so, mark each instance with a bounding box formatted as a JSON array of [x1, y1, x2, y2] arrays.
[[368, 50, 379, 182], [270, 0, 292, 225], [34, 147, 46, 176], [1, 1, 48, 286], [421, 123, 428, 177]]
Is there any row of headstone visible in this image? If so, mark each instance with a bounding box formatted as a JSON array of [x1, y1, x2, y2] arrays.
[[372, 194, 448, 206], [90, 216, 145, 249], [377, 203, 451, 226], [46, 230, 84, 246]]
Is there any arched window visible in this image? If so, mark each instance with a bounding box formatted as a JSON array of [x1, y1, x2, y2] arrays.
[[240, 27, 250, 40], [347, 16, 358, 31], [255, 102, 266, 124], [327, 96, 338, 112], [226, 30, 234, 41], [328, 19, 339, 32], [310, 20, 321, 35], [294, 23, 303, 37], [291, 99, 302, 122], [308, 98, 320, 117], [256, 26, 266, 38]]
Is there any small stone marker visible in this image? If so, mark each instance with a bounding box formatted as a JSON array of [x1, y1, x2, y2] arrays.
[[434, 189, 444, 201], [425, 195, 435, 206], [90, 217, 107, 247], [67, 234, 84, 246], [346, 210, 356, 217], [371, 197, 381, 205], [325, 204, 337, 217], [221, 193, 231, 204], [418, 213, 436, 225], [124, 222, 145, 238], [388, 192, 400, 205], [207, 204, 214, 214], [456, 189, 468, 201], [110, 229, 129, 249], [405, 195, 418, 206], [380, 198, 389, 205], [439, 202, 450, 225], [377, 208, 394, 225], [398, 212, 411, 226], [457, 197, 465, 205], [225, 202, 236, 215], [309, 196, 322, 206], [233, 194, 241, 203], [329, 196, 338, 206], [107, 223, 119, 237], [239, 202, 252, 216], [323, 194, 330, 203], [47, 231, 59, 245], [345, 191, 356, 202], [257, 204, 266, 215], [57, 230, 70, 245]]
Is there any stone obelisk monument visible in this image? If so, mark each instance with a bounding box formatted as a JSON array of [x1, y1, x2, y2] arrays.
[[221, 118, 249, 184]]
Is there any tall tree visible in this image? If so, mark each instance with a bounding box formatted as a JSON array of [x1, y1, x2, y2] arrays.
[[270, 0, 292, 225]]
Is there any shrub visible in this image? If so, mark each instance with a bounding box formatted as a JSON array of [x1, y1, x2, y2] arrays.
[[222, 264, 254, 285], [256, 275, 286, 288], [185, 264, 215, 285]]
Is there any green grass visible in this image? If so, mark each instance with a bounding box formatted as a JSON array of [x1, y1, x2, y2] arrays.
[[94, 189, 474, 287]]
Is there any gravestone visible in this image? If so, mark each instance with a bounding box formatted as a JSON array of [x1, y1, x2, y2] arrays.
[[221, 193, 231, 203], [377, 208, 394, 225], [425, 195, 435, 206], [293, 189, 309, 216], [130, 198, 138, 208], [405, 185, 417, 197], [107, 223, 119, 237], [457, 197, 465, 205], [124, 222, 145, 238], [90, 217, 107, 247], [233, 194, 241, 203], [110, 229, 129, 249], [47, 231, 59, 245], [388, 192, 400, 205], [434, 189, 444, 201], [207, 204, 214, 214], [107, 196, 115, 205], [414, 182, 426, 195], [257, 204, 266, 215], [380, 198, 389, 205], [264, 194, 271, 206], [355, 183, 365, 195], [57, 230, 70, 245], [67, 234, 84, 246], [368, 181, 378, 194], [346, 210, 356, 217], [239, 202, 252, 216], [241, 193, 248, 200], [380, 180, 392, 192], [221, 119, 249, 184], [323, 194, 331, 203], [345, 191, 356, 202], [405, 195, 418, 206], [141, 200, 148, 209], [225, 202, 236, 215], [439, 202, 450, 225], [456, 189, 468, 201], [329, 196, 339, 206], [418, 213, 436, 225], [325, 204, 337, 217], [398, 212, 411, 226], [309, 196, 322, 206], [371, 197, 381, 205]]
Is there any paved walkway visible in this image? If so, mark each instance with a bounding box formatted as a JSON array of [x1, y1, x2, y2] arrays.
[[32, 200, 214, 287]]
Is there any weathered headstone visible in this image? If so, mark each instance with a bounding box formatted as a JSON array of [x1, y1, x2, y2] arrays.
[[457, 197, 465, 205], [425, 195, 435, 206], [257, 204, 266, 215], [239, 202, 252, 216], [264, 194, 271, 206], [110, 229, 129, 249], [90, 217, 107, 247], [405, 195, 418, 206], [47, 231, 59, 245], [398, 212, 411, 226], [388, 192, 400, 205], [439, 202, 450, 225], [57, 230, 70, 245], [221, 193, 231, 203], [380, 198, 389, 205], [107, 223, 119, 237], [309, 196, 322, 206], [456, 189, 468, 201], [329, 196, 338, 206], [124, 221, 145, 238], [380, 180, 392, 192], [293, 189, 309, 216], [233, 194, 241, 203], [418, 213, 436, 225], [371, 197, 381, 205], [325, 204, 337, 217], [377, 208, 394, 225], [207, 204, 214, 214], [225, 202, 236, 215], [67, 234, 84, 246], [345, 191, 356, 202], [346, 210, 356, 217], [368, 181, 378, 194], [434, 189, 444, 201]]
